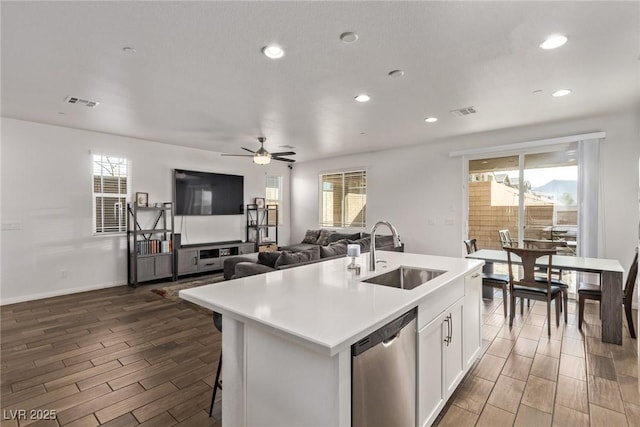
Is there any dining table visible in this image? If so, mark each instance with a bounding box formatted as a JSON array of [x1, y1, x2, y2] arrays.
[[466, 249, 625, 345]]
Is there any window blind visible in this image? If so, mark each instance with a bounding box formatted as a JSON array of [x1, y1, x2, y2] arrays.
[[93, 155, 128, 233], [265, 175, 283, 225], [320, 170, 366, 228]]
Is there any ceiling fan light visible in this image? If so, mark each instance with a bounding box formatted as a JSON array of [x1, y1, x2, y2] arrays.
[[253, 154, 271, 165]]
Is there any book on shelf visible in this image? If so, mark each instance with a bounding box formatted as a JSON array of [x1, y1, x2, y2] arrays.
[[136, 239, 172, 255]]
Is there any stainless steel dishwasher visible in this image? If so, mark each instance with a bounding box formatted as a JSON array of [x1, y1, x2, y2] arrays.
[[352, 309, 416, 427]]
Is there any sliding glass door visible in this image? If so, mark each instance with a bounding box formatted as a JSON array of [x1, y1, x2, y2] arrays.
[[467, 144, 579, 292], [522, 151, 578, 255], [468, 145, 578, 251]]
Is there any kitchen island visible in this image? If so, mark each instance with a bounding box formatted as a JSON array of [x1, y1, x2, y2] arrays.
[[180, 251, 484, 427]]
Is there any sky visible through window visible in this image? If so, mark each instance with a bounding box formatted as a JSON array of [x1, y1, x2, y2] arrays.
[[505, 166, 577, 188]]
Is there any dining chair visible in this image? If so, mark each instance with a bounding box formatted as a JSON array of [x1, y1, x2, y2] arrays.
[[498, 229, 516, 248], [523, 239, 569, 323], [504, 247, 564, 337], [464, 239, 509, 316], [209, 311, 223, 417], [578, 249, 638, 338]]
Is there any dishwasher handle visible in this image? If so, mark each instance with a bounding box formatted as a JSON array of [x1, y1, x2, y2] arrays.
[[382, 331, 400, 347], [352, 308, 416, 356]]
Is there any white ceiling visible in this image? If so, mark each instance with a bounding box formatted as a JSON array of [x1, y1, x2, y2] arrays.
[[2, 1, 638, 163]]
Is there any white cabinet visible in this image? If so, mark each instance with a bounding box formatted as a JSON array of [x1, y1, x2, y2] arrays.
[[417, 297, 465, 427], [444, 299, 464, 397], [463, 268, 482, 369]]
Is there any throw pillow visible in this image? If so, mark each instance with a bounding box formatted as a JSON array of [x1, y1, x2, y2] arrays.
[[301, 229, 321, 244], [320, 242, 348, 258], [374, 235, 396, 249], [258, 251, 282, 268], [355, 237, 371, 252], [316, 229, 333, 246], [329, 238, 350, 246], [274, 246, 321, 268], [328, 231, 362, 244]]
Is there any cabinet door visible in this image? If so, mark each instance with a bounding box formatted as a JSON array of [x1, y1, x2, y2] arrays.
[[463, 269, 482, 369], [444, 299, 465, 397], [154, 254, 173, 278], [417, 311, 446, 427], [177, 249, 199, 274], [136, 257, 156, 281]]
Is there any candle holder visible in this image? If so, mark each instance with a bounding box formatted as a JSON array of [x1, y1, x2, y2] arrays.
[[347, 244, 360, 269]]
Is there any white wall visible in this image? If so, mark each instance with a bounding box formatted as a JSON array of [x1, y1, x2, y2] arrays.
[[292, 109, 640, 272], [0, 118, 292, 304]]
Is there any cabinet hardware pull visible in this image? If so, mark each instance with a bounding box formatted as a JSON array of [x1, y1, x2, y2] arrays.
[[448, 314, 453, 343], [471, 273, 480, 278], [443, 317, 450, 346]]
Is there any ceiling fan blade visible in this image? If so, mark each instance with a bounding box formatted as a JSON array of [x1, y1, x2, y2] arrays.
[[221, 154, 254, 157], [272, 156, 296, 163], [241, 147, 256, 154], [270, 151, 296, 156]]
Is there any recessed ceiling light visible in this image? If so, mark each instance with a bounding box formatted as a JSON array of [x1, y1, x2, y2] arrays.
[[552, 89, 572, 97], [388, 70, 405, 78], [424, 117, 438, 123], [354, 94, 370, 103], [262, 44, 284, 59], [340, 32, 358, 43], [540, 35, 568, 50], [122, 46, 136, 53]]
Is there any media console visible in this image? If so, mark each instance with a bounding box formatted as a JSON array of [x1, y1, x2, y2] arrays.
[[176, 240, 255, 277]]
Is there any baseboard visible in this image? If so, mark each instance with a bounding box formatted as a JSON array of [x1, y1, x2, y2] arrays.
[[0, 280, 127, 306]]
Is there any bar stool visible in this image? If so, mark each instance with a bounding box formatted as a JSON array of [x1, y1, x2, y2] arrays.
[[209, 312, 223, 417]]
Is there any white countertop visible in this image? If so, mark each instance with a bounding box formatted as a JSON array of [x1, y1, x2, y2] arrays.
[[180, 251, 483, 356]]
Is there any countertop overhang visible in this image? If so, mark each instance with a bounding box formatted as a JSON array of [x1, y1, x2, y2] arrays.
[[180, 251, 484, 356]]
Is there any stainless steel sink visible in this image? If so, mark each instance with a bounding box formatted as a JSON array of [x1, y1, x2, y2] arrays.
[[362, 266, 446, 290]]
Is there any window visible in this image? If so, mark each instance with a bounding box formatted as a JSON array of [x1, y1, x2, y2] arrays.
[[319, 170, 366, 228], [93, 154, 128, 234], [265, 175, 283, 225]]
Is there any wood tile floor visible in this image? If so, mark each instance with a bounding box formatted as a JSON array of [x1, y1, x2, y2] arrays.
[[436, 294, 640, 427], [1, 283, 222, 427], [1, 284, 638, 426]]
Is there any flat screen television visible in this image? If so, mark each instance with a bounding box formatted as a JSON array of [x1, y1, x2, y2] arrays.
[[174, 169, 244, 215]]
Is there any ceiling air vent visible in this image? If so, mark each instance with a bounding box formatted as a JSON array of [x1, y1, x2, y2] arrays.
[[450, 106, 476, 117], [64, 96, 99, 108]]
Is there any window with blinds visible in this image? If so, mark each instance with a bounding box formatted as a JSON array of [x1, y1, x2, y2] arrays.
[[319, 170, 366, 228], [93, 154, 128, 234], [266, 175, 283, 225]]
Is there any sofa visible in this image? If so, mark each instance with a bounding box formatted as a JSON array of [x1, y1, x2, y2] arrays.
[[223, 231, 404, 280]]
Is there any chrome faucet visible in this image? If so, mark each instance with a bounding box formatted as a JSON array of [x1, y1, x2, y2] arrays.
[[369, 221, 402, 271]]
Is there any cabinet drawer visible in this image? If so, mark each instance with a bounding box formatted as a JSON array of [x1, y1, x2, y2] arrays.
[[198, 258, 221, 272], [417, 278, 464, 330]]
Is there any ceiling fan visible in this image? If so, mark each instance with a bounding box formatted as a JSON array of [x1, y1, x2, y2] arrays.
[[221, 137, 296, 165]]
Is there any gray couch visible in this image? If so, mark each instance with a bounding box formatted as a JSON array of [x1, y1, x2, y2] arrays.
[[223, 233, 404, 280]]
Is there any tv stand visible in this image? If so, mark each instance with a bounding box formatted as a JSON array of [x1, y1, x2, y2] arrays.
[[176, 241, 254, 276]]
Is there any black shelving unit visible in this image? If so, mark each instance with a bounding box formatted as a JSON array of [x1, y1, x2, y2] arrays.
[[246, 204, 278, 251], [127, 202, 175, 286]]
